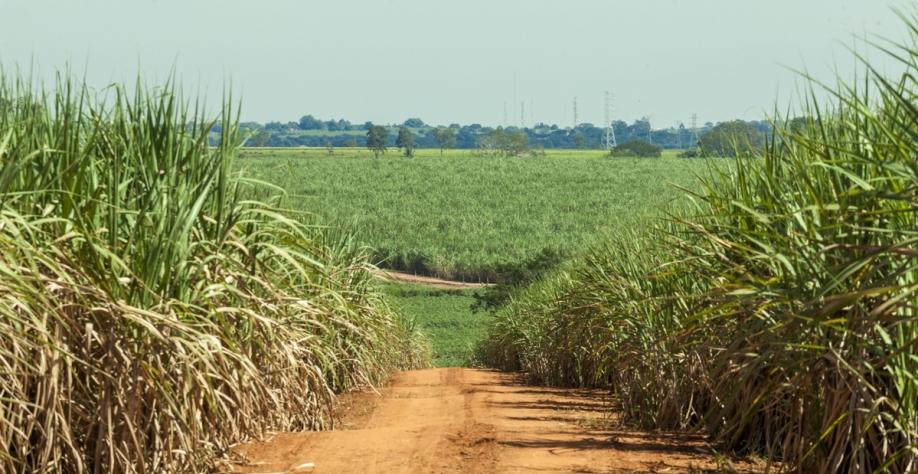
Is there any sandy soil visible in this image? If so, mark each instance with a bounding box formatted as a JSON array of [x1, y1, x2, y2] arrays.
[[376, 270, 494, 289], [228, 368, 758, 474]]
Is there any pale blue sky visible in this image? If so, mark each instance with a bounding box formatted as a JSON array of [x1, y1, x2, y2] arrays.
[[1, 0, 909, 127]]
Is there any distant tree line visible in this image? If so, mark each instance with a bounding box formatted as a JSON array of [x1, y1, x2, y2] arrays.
[[233, 114, 774, 152]]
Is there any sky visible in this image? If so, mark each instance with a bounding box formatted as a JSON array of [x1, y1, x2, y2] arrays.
[[0, 0, 910, 128]]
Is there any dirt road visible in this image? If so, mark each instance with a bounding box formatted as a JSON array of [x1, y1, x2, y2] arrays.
[[376, 270, 493, 289], [230, 368, 753, 473]]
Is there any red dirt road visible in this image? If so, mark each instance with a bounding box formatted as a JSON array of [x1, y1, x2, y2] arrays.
[[376, 270, 493, 289], [229, 368, 754, 473]]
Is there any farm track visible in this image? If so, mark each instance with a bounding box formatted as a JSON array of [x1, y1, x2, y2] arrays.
[[377, 270, 494, 289], [229, 368, 757, 473]]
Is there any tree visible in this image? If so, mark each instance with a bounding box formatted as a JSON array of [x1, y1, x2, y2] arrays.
[[432, 127, 457, 155], [479, 128, 528, 157], [264, 121, 285, 131], [787, 116, 814, 135], [395, 126, 416, 157], [698, 120, 764, 157], [402, 118, 425, 128], [366, 125, 388, 158], [503, 130, 529, 156], [298, 115, 323, 130], [610, 140, 661, 158], [478, 128, 504, 155], [249, 130, 271, 147]]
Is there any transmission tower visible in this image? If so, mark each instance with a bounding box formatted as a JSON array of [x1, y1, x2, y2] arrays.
[[520, 102, 525, 128], [573, 97, 579, 128], [691, 113, 699, 144], [603, 91, 617, 150], [503, 102, 508, 127]]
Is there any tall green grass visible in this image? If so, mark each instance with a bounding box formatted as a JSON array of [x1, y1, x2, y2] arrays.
[[483, 14, 917, 472], [0, 74, 427, 473]]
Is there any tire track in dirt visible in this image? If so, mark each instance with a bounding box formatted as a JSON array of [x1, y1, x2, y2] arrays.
[[228, 368, 758, 473]]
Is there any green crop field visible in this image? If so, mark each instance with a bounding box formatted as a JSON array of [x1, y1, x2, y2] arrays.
[[239, 147, 715, 281], [383, 283, 486, 367]]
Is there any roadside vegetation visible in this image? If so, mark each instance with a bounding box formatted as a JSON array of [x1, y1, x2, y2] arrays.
[[482, 18, 917, 472], [0, 75, 427, 473]]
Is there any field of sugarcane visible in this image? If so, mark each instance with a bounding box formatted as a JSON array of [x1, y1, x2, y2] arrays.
[[482, 16, 917, 472], [238, 148, 710, 283], [0, 76, 427, 473]]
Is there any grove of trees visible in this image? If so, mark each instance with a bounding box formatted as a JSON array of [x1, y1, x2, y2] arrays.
[[697, 120, 765, 157]]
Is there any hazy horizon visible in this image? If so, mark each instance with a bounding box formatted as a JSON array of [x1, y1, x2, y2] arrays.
[[2, 0, 909, 127]]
